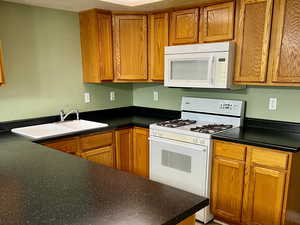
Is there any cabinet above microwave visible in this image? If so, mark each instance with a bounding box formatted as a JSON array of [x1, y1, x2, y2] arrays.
[[164, 42, 241, 89]]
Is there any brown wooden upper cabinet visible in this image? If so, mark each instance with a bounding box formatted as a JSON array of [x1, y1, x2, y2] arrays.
[[202, 2, 234, 42], [0, 41, 5, 86], [170, 8, 199, 45], [113, 15, 148, 81], [234, 0, 300, 86], [268, 0, 300, 85], [234, 0, 274, 83], [79, 9, 113, 83], [148, 13, 169, 81]]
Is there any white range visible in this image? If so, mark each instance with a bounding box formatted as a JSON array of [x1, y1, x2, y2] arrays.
[[149, 97, 245, 223]]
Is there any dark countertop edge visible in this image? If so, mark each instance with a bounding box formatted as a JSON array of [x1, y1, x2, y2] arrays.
[[212, 135, 300, 153], [163, 199, 209, 225]]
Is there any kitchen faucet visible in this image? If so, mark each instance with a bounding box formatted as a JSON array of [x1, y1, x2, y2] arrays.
[[60, 109, 79, 122]]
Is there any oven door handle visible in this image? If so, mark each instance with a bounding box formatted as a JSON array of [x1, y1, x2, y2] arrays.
[[149, 136, 207, 152]]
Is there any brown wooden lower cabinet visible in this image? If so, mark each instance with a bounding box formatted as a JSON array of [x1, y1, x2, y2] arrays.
[[177, 214, 195, 225], [41, 127, 150, 178], [41, 131, 115, 167], [115, 127, 149, 178], [211, 140, 300, 225]]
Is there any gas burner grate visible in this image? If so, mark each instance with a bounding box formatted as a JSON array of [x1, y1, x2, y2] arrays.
[[190, 124, 233, 134], [157, 119, 197, 128]]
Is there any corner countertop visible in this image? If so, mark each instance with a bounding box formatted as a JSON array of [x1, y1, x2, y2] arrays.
[[0, 132, 208, 225], [212, 126, 300, 152]]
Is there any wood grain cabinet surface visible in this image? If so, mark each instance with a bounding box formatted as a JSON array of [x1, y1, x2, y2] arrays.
[[0, 41, 4, 86], [170, 8, 199, 45], [115, 128, 133, 172], [115, 127, 149, 178], [41, 131, 115, 167], [148, 13, 169, 81], [132, 127, 149, 178], [202, 2, 234, 42], [79, 9, 113, 83], [268, 0, 300, 85], [234, 0, 300, 86], [113, 15, 148, 81], [211, 140, 300, 225], [234, 0, 274, 84]]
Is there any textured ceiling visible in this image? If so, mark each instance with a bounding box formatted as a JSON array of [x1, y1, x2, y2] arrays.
[[3, 0, 207, 12]]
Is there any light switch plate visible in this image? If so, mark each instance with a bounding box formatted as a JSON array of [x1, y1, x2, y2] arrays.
[[269, 97, 277, 111], [153, 91, 159, 101], [110, 91, 115, 101], [84, 92, 90, 103]]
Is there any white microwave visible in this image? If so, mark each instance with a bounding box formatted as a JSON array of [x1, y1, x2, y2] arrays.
[[164, 42, 237, 89]]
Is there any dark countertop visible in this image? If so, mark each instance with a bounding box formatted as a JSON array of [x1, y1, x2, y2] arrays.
[[0, 132, 208, 225], [213, 127, 300, 152]]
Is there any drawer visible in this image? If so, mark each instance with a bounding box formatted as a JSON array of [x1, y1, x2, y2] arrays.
[[214, 140, 246, 161], [80, 131, 113, 151], [249, 146, 290, 170], [42, 137, 78, 153]]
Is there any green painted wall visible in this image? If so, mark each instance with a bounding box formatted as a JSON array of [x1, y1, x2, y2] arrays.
[[133, 84, 300, 123], [0, 1, 132, 122]]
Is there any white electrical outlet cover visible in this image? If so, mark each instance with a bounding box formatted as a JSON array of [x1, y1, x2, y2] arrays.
[[153, 91, 159, 101], [84, 93, 90, 103], [269, 98, 277, 111], [110, 91, 115, 101]]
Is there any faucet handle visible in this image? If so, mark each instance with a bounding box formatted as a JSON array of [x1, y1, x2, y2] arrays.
[[60, 110, 65, 122]]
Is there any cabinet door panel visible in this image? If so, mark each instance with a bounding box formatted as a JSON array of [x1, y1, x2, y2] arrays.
[[115, 128, 133, 172], [234, 0, 273, 83], [80, 10, 113, 83], [132, 127, 149, 178], [148, 13, 169, 81], [270, 0, 300, 83], [113, 15, 148, 80], [211, 157, 245, 223], [170, 8, 199, 45], [244, 166, 286, 225], [203, 2, 234, 42], [81, 146, 114, 168], [98, 13, 113, 80]]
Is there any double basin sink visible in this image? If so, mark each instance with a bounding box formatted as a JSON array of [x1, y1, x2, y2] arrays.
[[12, 120, 108, 140]]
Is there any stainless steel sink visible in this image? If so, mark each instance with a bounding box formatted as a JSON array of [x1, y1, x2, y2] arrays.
[[11, 120, 108, 140]]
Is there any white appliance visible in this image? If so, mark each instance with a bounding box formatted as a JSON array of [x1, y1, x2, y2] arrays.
[[149, 97, 245, 223], [164, 42, 237, 89]]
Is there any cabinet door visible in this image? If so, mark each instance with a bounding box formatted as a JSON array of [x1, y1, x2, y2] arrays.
[[0, 41, 4, 85], [243, 166, 286, 225], [234, 0, 274, 83], [81, 146, 114, 168], [202, 2, 234, 42], [115, 128, 133, 172], [211, 157, 245, 224], [113, 15, 148, 81], [148, 13, 169, 81], [132, 127, 149, 178], [269, 0, 300, 83], [79, 10, 113, 83], [170, 8, 199, 45], [97, 13, 114, 81], [42, 137, 79, 154]]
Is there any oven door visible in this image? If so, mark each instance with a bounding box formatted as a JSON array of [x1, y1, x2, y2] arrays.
[[149, 136, 208, 196], [164, 53, 214, 88]]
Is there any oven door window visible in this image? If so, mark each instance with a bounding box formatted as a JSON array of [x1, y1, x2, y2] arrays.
[[161, 149, 192, 173]]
